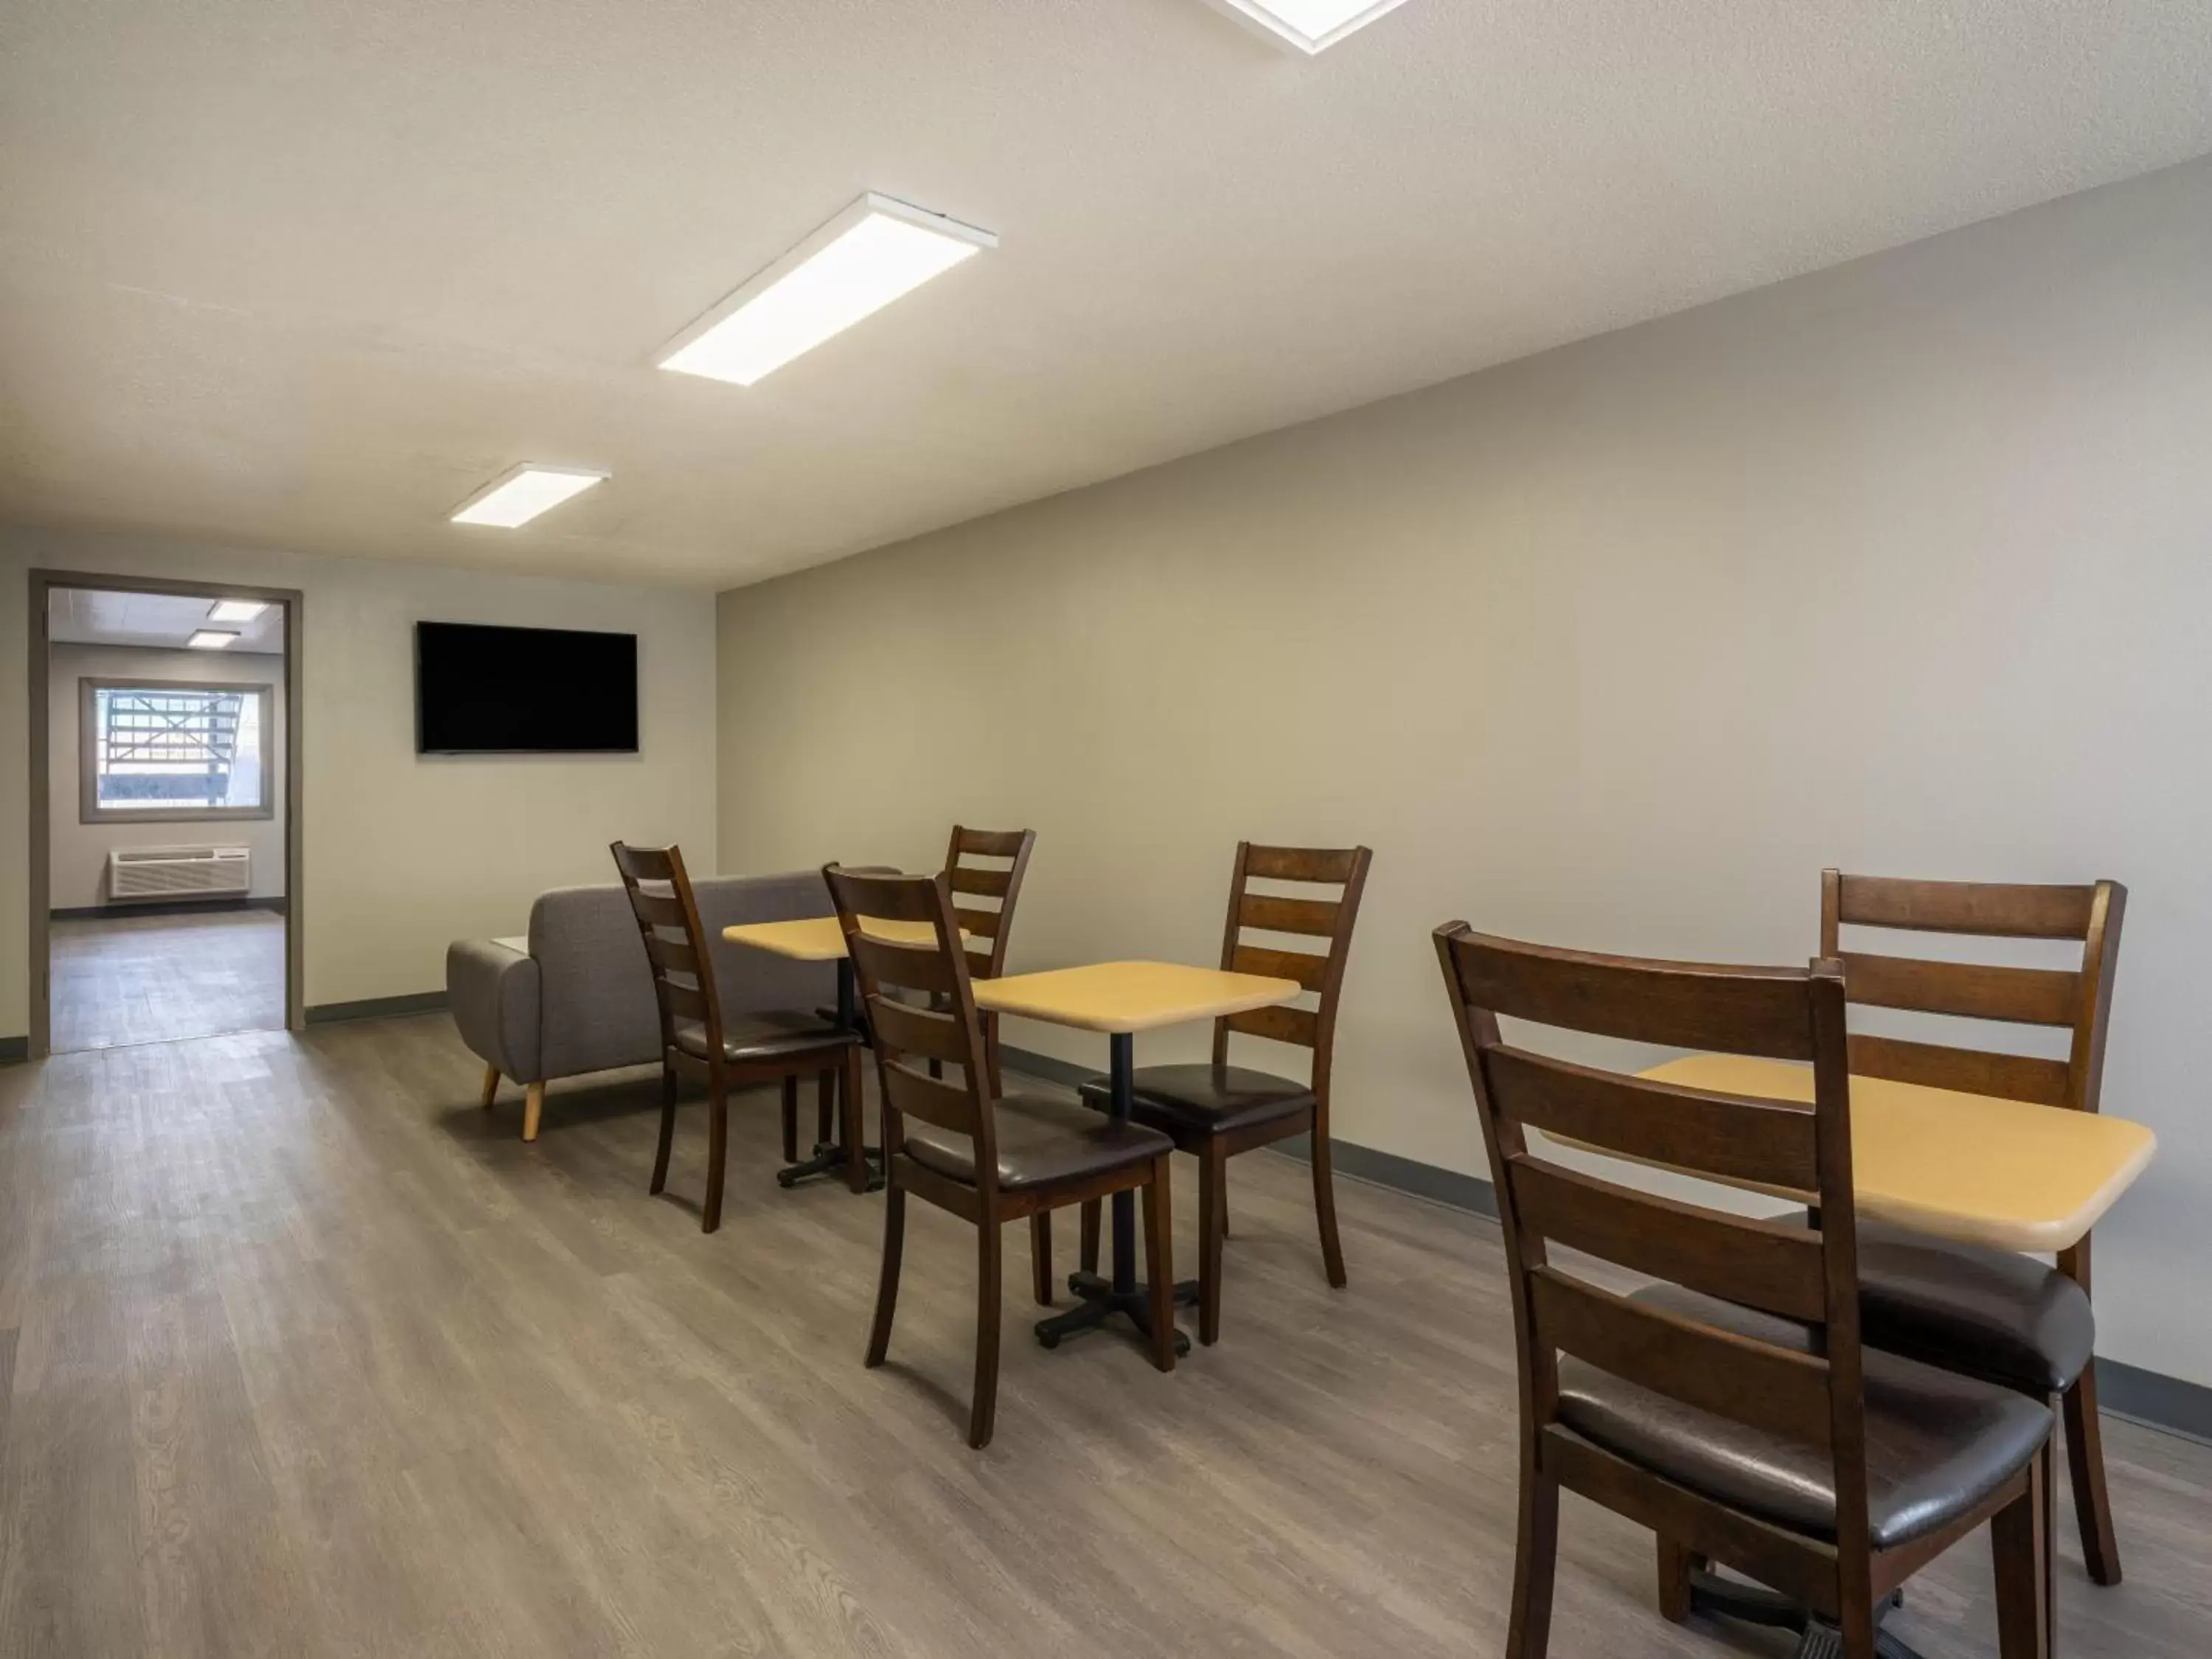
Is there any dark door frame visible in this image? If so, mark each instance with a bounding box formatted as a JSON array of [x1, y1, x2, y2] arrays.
[[27, 568, 305, 1057]]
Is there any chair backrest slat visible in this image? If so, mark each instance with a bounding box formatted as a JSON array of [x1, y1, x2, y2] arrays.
[[1834, 950, 2079, 1027], [1243, 845, 1363, 883], [1846, 1032, 2070, 1106], [1212, 844, 1371, 1080], [1510, 1157, 1829, 1321], [1222, 1003, 1318, 1047], [1530, 1268, 1836, 1447], [1485, 1043, 1819, 1192], [880, 1057, 978, 1135], [1231, 942, 1329, 992], [1450, 933, 1819, 1060], [942, 826, 1036, 981], [1237, 893, 1341, 938], [610, 841, 723, 1064], [1831, 874, 2097, 939], [849, 931, 960, 998], [1821, 869, 2126, 1112], [827, 866, 998, 1173], [947, 864, 1014, 899], [947, 827, 1030, 858], [868, 994, 970, 1068]]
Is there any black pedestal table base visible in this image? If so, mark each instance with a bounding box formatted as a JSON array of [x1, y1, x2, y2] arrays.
[[1032, 1030, 1189, 1357], [1688, 1569, 1916, 1658]]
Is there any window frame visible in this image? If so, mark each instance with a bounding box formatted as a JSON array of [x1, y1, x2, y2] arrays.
[[78, 675, 278, 825]]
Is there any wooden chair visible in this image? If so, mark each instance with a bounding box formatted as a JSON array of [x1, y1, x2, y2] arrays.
[[1433, 923, 2053, 1659], [610, 843, 860, 1234], [1065, 844, 1370, 1344], [1820, 869, 2126, 1585], [825, 864, 1177, 1448]]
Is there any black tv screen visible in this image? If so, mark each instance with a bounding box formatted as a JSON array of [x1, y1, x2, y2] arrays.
[[415, 622, 639, 754]]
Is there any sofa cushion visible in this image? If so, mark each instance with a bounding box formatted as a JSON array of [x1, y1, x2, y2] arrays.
[[531, 870, 846, 1080]]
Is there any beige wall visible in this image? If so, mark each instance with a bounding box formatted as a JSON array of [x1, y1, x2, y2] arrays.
[[47, 641, 288, 908], [717, 155, 2212, 1385], [3, 526, 717, 1023]]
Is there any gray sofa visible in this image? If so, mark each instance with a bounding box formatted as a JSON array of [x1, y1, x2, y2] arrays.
[[448, 868, 845, 1141]]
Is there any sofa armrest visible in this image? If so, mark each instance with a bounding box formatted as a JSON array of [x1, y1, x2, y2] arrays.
[[446, 939, 543, 1082]]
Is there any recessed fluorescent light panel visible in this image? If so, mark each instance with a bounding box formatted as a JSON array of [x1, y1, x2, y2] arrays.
[[450, 464, 608, 529], [657, 192, 997, 388], [1200, 0, 1411, 54], [206, 599, 268, 624], [187, 630, 240, 650]]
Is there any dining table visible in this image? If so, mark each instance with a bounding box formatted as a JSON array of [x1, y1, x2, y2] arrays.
[[1568, 1051, 2160, 1646], [722, 914, 959, 1191], [973, 959, 1302, 1356]]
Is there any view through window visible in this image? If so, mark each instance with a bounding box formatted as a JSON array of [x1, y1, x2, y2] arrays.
[[86, 684, 270, 815]]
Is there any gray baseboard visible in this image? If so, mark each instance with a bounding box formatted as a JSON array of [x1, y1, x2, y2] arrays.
[[2097, 1358, 2212, 1445], [0, 1035, 27, 1065], [51, 896, 287, 922], [1005, 1043, 2210, 1444], [305, 990, 448, 1025]]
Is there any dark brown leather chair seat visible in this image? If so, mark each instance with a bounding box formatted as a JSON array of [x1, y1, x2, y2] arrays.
[[672, 1011, 855, 1065], [1076, 1063, 1315, 1137], [1857, 1218, 2095, 1394], [905, 1093, 1173, 1191], [1556, 1284, 2051, 1551]]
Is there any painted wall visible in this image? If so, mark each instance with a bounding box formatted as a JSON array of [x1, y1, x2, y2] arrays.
[[46, 641, 288, 909], [716, 156, 2212, 1386], [2, 527, 717, 1022]]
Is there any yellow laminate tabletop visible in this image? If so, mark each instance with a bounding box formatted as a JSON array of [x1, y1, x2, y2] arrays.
[[973, 961, 1300, 1035], [722, 917, 950, 961], [1627, 1053, 2157, 1253]]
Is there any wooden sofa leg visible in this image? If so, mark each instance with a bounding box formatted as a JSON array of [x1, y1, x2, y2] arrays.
[[522, 1081, 545, 1143], [480, 1064, 501, 1108]]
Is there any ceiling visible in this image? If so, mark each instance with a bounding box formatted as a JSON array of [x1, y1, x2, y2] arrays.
[[47, 587, 285, 653], [1, 2, 2207, 591]]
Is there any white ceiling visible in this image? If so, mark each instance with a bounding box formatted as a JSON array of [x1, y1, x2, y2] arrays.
[[1, 1, 2207, 590], [47, 588, 285, 653]]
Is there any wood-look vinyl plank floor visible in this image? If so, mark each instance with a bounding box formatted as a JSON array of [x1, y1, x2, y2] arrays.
[[1, 1017, 2208, 1658], [48, 909, 285, 1054]]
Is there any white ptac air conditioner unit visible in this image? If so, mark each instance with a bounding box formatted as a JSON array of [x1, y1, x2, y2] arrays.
[[108, 845, 251, 900]]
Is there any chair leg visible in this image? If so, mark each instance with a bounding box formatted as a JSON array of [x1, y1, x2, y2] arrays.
[[521, 1081, 544, 1143], [1992, 1447, 2052, 1659], [1141, 1158, 1176, 1372], [1079, 1198, 1101, 1276], [866, 1183, 905, 1368], [1029, 1213, 1054, 1305], [1197, 1141, 1226, 1346], [702, 1078, 728, 1234], [1506, 1461, 1559, 1659], [1655, 1537, 1700, 1623], [650, 1064, 676, 1195], [479, 1063, 500, 1108], [970, 1216, 1004, 1448], [1311, 1119, 1348, 1290], [780, 1075, 799, 1164], [818, 1063, 836, 1147], [2064, 1363, 2122, 1585]]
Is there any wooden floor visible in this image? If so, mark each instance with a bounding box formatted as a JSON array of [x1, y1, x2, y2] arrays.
[[1, 1017, 2208, 1658], [49, 908, 285, 1054]]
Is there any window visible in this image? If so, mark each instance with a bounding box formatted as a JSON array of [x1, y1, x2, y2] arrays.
[[80, 680, 275, 822]]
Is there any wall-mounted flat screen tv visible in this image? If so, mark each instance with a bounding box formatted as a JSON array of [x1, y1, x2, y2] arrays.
[[415, 622, 639, 754]]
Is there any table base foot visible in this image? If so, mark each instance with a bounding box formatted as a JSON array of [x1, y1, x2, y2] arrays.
[[775, 1141, 885, 1192], [1035, 1271, 1191, 1357], [1689, 1572, 1914, 1659]]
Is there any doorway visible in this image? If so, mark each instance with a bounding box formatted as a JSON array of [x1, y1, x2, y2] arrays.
[[27, 570, 305, 1057]]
